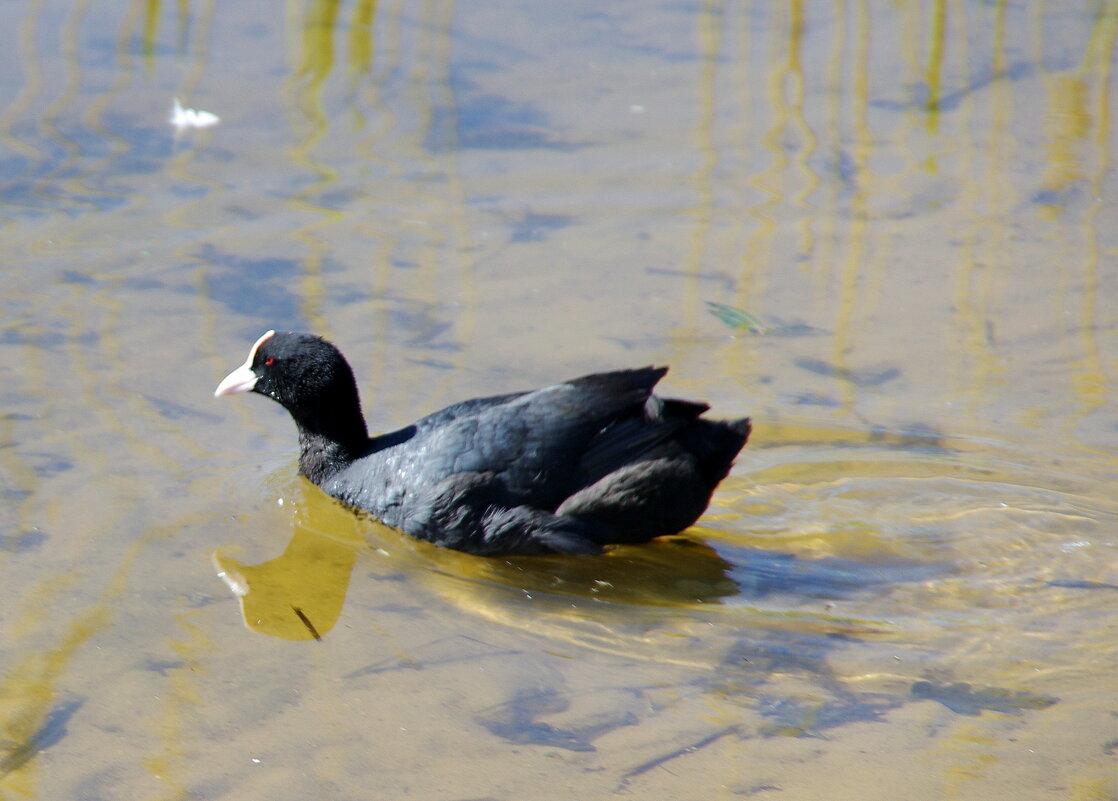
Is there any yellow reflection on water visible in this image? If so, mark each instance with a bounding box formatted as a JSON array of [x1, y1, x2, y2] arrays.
[[213, 514, 361, 641], [0, 525, 170, 791]]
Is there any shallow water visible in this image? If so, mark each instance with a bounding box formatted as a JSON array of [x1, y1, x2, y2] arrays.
[[2, 1, 1117, 799]]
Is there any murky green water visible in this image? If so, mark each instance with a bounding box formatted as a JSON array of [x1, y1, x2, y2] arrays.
[[2, 1, 1117, 799]]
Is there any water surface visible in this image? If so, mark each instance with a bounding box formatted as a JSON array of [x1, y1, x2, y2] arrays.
[[1, 1, 1116, 799]]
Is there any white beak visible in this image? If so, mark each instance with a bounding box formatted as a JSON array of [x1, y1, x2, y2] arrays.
[[214, 363, 258, 397], [214, 330, 275, 397]]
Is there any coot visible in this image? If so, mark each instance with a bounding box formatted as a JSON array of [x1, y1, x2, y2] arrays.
[[215, 331, 751, 556]]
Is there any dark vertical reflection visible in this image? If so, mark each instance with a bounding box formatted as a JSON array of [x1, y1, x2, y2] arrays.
[[784, 0, 818, 263], [348, 0, 378, 76], [684, 0, 725, 313], [299, 0, 342, 85], [287, 0, 351, 333], [142, 0, 160, 62], [924, 0, 947, 122], [830, 0, 870, 412], [1066, 2, 1118, 425]]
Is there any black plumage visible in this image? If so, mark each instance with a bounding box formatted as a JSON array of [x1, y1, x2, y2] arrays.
[[215, 331, 751, 556]]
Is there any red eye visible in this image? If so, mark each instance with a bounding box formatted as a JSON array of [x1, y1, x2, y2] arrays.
[[264, 357, 275, 366]]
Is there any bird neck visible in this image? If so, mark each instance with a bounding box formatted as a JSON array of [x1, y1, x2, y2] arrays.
[[292, 402, 369, 485]]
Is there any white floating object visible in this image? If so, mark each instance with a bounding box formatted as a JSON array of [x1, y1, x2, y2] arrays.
[[170, 97, 220, 130]]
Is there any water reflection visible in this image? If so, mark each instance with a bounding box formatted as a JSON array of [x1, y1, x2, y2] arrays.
[[0, 698, 83, 777], [210, 408, 1115, 680], [217, 459, 946, 646], [213, 524, 360, 641]]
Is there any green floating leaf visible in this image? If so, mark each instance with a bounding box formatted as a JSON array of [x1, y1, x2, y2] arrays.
[[706, 301, 769, 334]]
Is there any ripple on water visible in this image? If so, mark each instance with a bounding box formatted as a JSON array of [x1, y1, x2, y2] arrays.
[[206, 417, 1116, 757], [413, 422, 1111, 668], [220, 420, 1115, 686]]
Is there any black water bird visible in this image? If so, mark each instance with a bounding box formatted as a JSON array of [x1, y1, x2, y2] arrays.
[[215, 331, 751, 556]]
